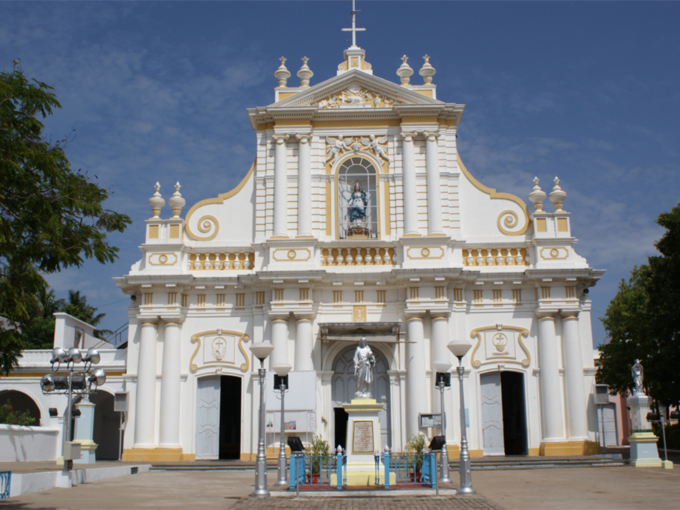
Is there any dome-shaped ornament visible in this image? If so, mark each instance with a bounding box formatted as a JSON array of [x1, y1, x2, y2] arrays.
[[419, 54, 436, 85], [397, 55, 414, 85], [168, 181, 186, 218], [548, 176, 567, 211], [297, 57, 314, 88], [148, 182, 165, 218], [528, 177, 547, 212], [274, 57, 291, 87]]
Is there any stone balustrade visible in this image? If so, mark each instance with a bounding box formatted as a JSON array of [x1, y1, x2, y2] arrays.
[[188, 252, 255, 270], [321, 247, 397, 266], [462, 248, 529, 267]]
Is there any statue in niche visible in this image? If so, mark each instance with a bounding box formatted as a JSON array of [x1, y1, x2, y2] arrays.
[[632, 359, 644, 396], [348, 182, 368, 226], [354, 337, 376, 399]]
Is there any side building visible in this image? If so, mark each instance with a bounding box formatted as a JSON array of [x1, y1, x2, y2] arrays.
[[114, 42, 604, 462]]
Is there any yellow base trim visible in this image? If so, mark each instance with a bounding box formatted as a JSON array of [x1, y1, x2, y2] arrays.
[[528, 447, 540, 456], [402, 233, 422, 238], [332, 471, 396, 486], [270, 235, 290, 239], [539, 440, 601, 456], [122, 448, 185, 462], [630, 459, 663, 468]]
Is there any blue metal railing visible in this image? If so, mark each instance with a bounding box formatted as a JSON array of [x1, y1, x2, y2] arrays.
[[289, 452, 347, 491], [0, 471, 11, 499], [381, 451, 437, 489]]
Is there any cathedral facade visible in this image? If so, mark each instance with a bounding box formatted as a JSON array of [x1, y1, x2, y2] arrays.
[[115, 41, 603, 462]]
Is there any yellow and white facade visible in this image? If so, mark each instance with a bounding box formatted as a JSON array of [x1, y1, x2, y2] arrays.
[[114, 41, 604, 462]]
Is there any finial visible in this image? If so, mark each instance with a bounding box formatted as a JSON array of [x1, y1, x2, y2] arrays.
[[419, 54, 436, 85], [528, 177, 546, 213], [397, 55, 414, 86], [548, 176, 567, 212], [168, 181, 186, 219], [297, 56, 313, 88], [148, 182, 165, 219], [274, 57, 291, 88], [341, 0, 366, 48]]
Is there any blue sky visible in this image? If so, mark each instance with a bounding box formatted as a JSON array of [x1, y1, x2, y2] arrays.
[[2, 1, 679, 346]]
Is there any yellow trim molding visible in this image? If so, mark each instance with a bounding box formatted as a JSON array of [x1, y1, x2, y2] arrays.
[[539, 440, 601, 456], [458, 155, 530, 236], [122, 448, 192, 462], [185, 159, 255, 240]]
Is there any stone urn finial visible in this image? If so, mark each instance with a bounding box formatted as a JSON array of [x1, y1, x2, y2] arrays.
[[419, 54, 436, 85], [397, 55, 414, 85], [148, 182, 165, 218], [548, 176, 567, 212], [297, 56, 313, 88], [274, 57, 291, 88], [528, 177, 547, 212], [168, 181, 186, 218]]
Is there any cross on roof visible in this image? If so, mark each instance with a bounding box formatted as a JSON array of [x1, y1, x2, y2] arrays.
[[342, 0, 365, 48]]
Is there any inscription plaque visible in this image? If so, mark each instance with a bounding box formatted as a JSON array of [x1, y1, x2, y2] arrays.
[[352, 420, 374, 454]]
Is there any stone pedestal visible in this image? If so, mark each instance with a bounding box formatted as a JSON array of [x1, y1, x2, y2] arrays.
[[336, 398, 394, 486], [73, 401, 97, 464], [627, 395, 662, 468]]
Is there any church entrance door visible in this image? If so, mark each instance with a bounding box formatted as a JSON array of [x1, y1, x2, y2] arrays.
[[196, 376, 242, 460], [480, 371, 528, 456], [331, 346, 391, 450]]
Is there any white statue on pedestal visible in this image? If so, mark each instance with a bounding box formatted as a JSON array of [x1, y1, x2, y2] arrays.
[[353, 337, 375, 399], [632, 359, 644, 396]]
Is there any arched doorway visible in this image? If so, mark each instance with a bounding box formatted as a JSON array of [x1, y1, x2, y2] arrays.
[[331, 345, 391, 450], [0, 390, 41, 425]]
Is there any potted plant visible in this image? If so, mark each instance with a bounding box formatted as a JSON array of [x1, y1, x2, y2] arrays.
[[406, 433, 426, 482], [305, 435, 331, 483]]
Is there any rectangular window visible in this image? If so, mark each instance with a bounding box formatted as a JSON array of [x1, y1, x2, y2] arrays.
[[409, 287, 419, 300], [167, 292, 177, 306], [354, 290, 364, 303], [217, 294, 226, 307], [453, 289, 463, 302], [300, 288, 309, 301], [435, 286, 446, 300], [376, 290, 386, 303], [197, 294, 206, 307], [493, 290, 502, 303], [181, 294, 188, 307], [144, 293, 153, 306], [512, 289, 522, 303], [236, 294, 245, 307], [473, 290, 483, 303], [274, 289, 284, 302]]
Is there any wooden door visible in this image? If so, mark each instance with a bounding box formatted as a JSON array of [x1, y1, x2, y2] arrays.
[[196, 376, 220, 460], [480, 372, 505, 456]]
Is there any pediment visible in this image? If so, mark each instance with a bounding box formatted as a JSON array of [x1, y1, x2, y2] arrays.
[[269, 70, 443, 110]]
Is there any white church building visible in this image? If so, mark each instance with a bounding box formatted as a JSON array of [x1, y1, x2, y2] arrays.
[[114, 33, 604, 462]]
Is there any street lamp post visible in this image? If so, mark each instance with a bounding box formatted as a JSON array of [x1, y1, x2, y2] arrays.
[[447, 339, 475, 495], [433, 360, 452, 483], [272, 363, 292, 487], [249, 342, 274, 498], [40, 347, 105, 472]]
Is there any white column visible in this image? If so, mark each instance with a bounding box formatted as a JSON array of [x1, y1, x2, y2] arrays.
[[406, 315, 426, 438], [562, 312, 589, 439], [272, 134, 289, 237], [296, 134, 312, 237], [134, 321, 158, 448], [431, 314, 449, 413], [270, 317, 289, 368], [159, 321, 182, 448], [537, 314, 565, 441], [401, 132, 419, 236], [425, 132, 444, 235], [295, 317, 314, 371]]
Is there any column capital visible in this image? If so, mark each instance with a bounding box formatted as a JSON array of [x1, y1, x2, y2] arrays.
[[295, 133, 312, 143], [405, 312, 424, 321], [401, 131, 416, 142], [423, 131, 440, 141], [269, 312, 290, 322], [138, 317, 159, 325], [536, 310, 556, 320], [161, 316, 185, 325], [295, 315, 314, 322], [430, 313, 450, 321], [272, 134, 290, 144], [561, 310, 580, 319]]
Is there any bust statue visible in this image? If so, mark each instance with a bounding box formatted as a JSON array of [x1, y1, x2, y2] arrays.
[[353, 337, 375, 399]]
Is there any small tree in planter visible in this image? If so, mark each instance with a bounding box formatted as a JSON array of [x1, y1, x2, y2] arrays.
[[305, 435, 331, 483], [406, 433, 426, 482]]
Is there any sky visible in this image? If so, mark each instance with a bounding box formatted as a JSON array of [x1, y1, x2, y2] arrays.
[[2, 1, 679, 347]]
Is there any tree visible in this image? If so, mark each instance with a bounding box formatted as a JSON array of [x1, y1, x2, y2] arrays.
[[0, 62, 131, 373], [61, 289, 110, 339], [20, 286, 65, 349], [597, 204, 680, 407]]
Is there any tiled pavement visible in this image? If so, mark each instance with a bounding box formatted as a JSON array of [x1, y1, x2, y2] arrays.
[[231, 495, 503, 510]]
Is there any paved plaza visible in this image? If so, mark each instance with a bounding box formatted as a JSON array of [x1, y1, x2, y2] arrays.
[[2, 464, 680, 509]]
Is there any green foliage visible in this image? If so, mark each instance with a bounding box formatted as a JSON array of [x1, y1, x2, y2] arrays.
[[597, 204, 680, 406], [406, 433, 426, 453], [61, 290, 110, 339], [305, 435, 331, 474], [0, 62, 131, 372], [0, 399, 36, 426]]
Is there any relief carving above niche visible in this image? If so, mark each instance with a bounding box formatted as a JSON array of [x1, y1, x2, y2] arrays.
[[313, 84, 395, 109], [469, 324, 530, 368], [325, 135, 390, 166], [189, 329, 250, 373]]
